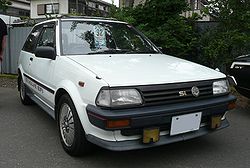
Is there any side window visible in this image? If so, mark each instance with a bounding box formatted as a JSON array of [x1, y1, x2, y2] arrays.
[[23, 26, 42, 53], [37, 26, 55, 48]]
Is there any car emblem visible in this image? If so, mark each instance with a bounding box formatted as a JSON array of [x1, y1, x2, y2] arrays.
[[179, 91, 187, 97], [191, 86, 200, 97]]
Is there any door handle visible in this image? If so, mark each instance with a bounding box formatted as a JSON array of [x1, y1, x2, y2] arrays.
[[30, 57, 33, 61]]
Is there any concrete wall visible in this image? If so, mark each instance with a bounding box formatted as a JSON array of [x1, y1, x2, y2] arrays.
[[10, 0, 30, 11]]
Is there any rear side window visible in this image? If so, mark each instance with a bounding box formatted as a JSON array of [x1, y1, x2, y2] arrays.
[[23, 25, 43, 53]]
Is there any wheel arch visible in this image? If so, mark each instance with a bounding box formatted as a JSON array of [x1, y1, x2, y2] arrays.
[[54, 80, 114, 139], [54, 88, 68, 121], [17, 68, 25, 91], [54, 81, 85, 123]]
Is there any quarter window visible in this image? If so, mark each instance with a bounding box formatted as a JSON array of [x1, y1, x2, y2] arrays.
[[23, 26, 43, 53]]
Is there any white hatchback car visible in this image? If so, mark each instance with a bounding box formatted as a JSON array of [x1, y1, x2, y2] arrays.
[[18, 17, 236, 156]]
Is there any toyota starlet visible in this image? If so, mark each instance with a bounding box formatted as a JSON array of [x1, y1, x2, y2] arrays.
[[18, 16, 236, 156]]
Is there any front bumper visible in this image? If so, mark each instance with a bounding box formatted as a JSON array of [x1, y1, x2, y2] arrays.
[[86, 119, 229, 151], [87, 95, 236, 130], [86, 95, 236, 151]]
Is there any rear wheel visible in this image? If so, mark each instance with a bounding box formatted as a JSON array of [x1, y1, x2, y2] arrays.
[[19, 76, 33, 105], [57, 94, 91, 156]]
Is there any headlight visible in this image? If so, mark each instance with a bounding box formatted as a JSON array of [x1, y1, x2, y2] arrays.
[[213, 80, 229, 95], [96, 88, 143, 107]]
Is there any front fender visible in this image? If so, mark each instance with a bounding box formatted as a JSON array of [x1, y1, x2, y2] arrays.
[[55, 80, 115, 141], [55, 80, 86, 118]]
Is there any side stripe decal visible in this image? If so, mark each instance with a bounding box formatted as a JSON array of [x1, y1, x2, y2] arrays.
[[24, 73, 55, 94]]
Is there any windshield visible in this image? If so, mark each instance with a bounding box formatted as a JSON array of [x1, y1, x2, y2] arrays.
[[61, 20, 160, 55]]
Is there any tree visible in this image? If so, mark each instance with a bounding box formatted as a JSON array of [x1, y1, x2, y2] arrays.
[[110, 0, 199, 58], [0, 0, 11, 12], [198, 0, 250, 69], [209, 0, 250, 32]]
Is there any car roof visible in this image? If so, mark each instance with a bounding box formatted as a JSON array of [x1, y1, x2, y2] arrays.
[[35, 16, 127, 26]]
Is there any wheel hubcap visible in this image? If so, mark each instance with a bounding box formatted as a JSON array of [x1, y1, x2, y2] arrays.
[[59, 103, 75, 147]]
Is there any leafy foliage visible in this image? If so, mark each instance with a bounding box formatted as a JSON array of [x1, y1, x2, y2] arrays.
[[209, 0, 250, 32], [199, 29, 250, 69], [199, 0, 250, 69], [0, 0, 11, 12], [110, 0, 250, 70], [109, 0, 199, 58]]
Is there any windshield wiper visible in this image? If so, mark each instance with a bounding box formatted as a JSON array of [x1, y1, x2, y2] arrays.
[[87, 49, 131, 55]]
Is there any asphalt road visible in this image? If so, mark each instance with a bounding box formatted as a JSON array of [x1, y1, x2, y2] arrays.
[[0, 87, 250, 168]]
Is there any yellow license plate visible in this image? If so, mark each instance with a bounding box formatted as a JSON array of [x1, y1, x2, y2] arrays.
[[143, 128, 160, 144], [211, 116, 222, 129]]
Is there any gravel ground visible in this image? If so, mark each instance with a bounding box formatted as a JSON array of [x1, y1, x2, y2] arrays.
[[0, 77, 249, 108], [234, 91, 250, 109], [0, 77, 17, 89]]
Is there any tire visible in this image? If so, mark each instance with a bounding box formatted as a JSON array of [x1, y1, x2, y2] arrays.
[[19, 75, 33, 105], [57, 94, 91, 156]]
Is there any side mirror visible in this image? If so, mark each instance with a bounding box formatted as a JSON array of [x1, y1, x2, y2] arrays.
[[35, 46, 56, 60]]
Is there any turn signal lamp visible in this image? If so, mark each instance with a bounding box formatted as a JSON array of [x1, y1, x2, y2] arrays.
[[106, 119, 130, 129], [228, 101, 236, 110]]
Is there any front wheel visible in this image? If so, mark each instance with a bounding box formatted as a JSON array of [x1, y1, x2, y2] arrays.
[[19, 76, 33, 105], [57, 94, 91, 156]]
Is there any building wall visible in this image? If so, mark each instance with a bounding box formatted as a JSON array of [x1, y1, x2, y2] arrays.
[[133, 0, 145, 7], [30, 0, 68, 19], [30, 0, 111, 18], [183, 0, 211, 21], [86, 0, 110, 17], [120, 0, 211, 21], [182, 10, 211, 21], [0, 0, 30, 17], [119, 0, 146, 7], [119, 0, 133, 8], [10, 1, 30, 11]]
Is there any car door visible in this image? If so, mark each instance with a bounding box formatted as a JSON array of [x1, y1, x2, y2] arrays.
[[231, 56, 250, 89], [29, 22, 57, 108], [20, 25, 43, 86]]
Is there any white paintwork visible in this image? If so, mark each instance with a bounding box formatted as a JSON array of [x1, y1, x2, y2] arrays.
[[62, 18, 127, 24], [18, 19, 228, 143], [68, 54, 225, 86], [230, 62, 250, 68], [228, 75, 237, 86], [0, 14, 21, 25]]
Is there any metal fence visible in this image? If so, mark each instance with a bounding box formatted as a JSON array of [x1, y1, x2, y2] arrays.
[[1, 26, 32, 74]]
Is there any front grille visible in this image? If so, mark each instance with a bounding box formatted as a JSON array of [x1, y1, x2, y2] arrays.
[[137, 80, 214, 106]]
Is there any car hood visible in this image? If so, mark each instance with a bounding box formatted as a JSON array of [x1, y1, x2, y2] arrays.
[[67, 54, 226, 87]]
